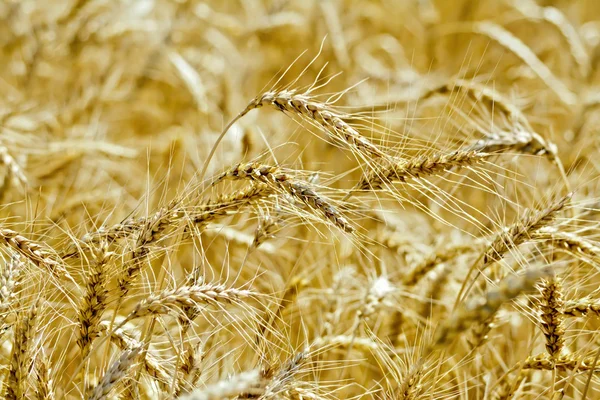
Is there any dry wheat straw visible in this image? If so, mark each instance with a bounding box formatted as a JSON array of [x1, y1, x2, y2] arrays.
[[216, 163, 353, 232], [87, 346, 142, 400]]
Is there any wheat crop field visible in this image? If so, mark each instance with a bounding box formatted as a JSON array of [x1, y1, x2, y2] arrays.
[[4, 0, 600, 399]]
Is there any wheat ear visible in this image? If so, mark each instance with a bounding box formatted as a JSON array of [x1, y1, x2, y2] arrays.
[[78, 244, 112, 358], [538, 278, 566, 359], [430, 268, 549, 352], [215, 163, 353, 232], [348, 149, 489, 198], [177, 369, 263, 400], [87, 346, 142, 400], [482, 193, 571, 266], [0, 227, 73, 281], [0, 253, 22, 337], [523, 354, 600, 371], [6, 300, 40, 400], [119, 283, 256, 328]]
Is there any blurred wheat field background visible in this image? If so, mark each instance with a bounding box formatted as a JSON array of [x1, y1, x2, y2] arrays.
[[2, 0, 600, 399]]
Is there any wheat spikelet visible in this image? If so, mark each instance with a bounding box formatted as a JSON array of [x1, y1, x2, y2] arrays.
[[0, 145, 27, 192], [395, 362, 424, 400], [98, 322, 170, 392], [176, 341, 203, 396], [403, 241, 479, 287]]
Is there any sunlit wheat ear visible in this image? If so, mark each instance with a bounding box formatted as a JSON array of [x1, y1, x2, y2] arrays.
[[245, 90, 389, 158], [117, 206, 173, 298], [523, 354, 600, 371], [83, 183, 272, 245], [34, 351, 54, 400], [199, 86, 390, 183], [176, 341, 204, 396], [429, 268, 549, 353], [97, 322, 170, 392], [87, 346, 142, 400], [309, 335, 380, 353], [532, 228, 600, 265], [6, 300, 40, 400], [261, 351, 308, 399], [82, 199, 183, 246], [117, 282, 257, 328], [482, 193, 572, 267], [402, 241, 482, 287], [252, 212, 281, 250], [0, 253, 22, 337], [78, 243, 112, 358], [178, 369, 263, 400], [214, 163, 353, 232], [538, 278, 566, 359], [493, 369, 528, 400], [0, 228, 74, 282], [396, 361, 424, 400], [563, 298, 600, 318], [345, 149, 490, 200], [191, 184, 274, 229]]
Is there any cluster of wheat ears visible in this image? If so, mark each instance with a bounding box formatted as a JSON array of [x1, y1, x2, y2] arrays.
[[3, 0, 600, 399]]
